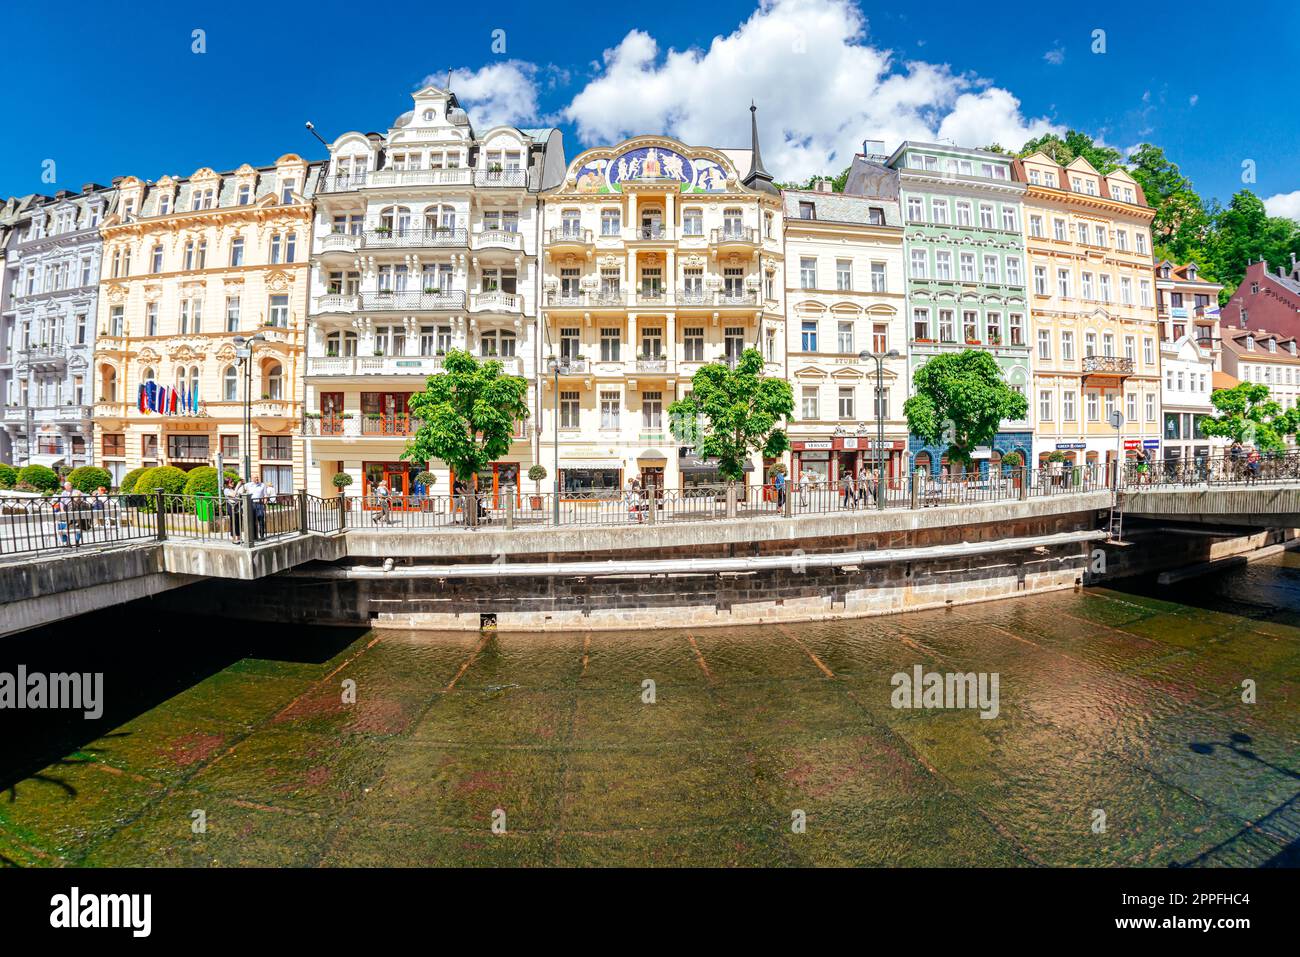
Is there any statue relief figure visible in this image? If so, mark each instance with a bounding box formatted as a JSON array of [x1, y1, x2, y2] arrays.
[[662, 152, 686, 182], [642, 149, 662, 178]]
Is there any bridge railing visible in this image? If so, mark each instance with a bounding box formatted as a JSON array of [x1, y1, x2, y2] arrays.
[[0, 493, 157, 557], [1123, 450, 1300, 489]]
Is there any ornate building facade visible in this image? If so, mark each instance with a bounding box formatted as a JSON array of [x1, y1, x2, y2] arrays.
[[92, 155, 316, 489], [537, 110, 784, 496], [784, 151, 907, 487], [1155, 259, 1224, 466], [1015, 152, 1160, 472], [303, 84, 565, 503], [892, 143, 1032, 475], [2, 186, 115, 470]]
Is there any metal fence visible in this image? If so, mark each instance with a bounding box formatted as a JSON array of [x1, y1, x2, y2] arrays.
[[0, 493, 156, 557], [1123, 449, 1300, 489]]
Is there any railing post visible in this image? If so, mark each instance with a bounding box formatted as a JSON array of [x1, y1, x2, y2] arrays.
[[725, 481, 737, 519], [154, 488, 166, 541], [338, 491, 347, 531], [298, 489, 308, 534], [910, 473, 919, 510], [646, 482, 656, 525], [1019, 467, 1029, 500], [783, 480, 793, 517], [505, 491, 515, 530], [241, 493, 255, 549]]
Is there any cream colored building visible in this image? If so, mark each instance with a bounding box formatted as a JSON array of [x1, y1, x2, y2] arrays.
[[784, 153, 907, 488], [538, 111, 784, 495], [93, 155, 317, 490], [1016, 153, 1160, 472], [302, 84, 566, 505]]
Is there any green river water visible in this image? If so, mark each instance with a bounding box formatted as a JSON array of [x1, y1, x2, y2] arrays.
[[2, 556, 1297, 867]]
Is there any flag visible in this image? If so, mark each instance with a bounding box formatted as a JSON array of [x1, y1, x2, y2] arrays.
[[192, 382, 199, 413], [137, 383, 146, 414]]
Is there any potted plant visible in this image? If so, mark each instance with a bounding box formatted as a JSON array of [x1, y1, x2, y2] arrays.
[[414, 470, 437, 510], [1001, 450, 1023, 488], [332, 471, 353, 509], [374, 225, 392, 237], [528, 465, 547, 509], [373, 348, 384, 356]]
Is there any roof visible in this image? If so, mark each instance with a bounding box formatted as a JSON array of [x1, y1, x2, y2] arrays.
[[1011, 155, 1150, 208], [1212, 370, 1240, 390], [781, 189, 902, 228]]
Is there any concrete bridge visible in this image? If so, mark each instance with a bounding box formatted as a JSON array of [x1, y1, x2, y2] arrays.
[[1121, 482, 1300, 528]]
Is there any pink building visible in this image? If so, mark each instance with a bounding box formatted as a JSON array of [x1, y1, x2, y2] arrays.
[[1220, 256, 1300, 338]]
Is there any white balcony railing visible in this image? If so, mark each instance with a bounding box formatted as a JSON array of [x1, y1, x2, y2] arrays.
[[474, 229, 524, 250], [473, 290, 522, 312]]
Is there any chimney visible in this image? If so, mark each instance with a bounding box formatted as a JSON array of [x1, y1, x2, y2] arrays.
[[816, 178, 833, 193], [862, 139, 887, 160]]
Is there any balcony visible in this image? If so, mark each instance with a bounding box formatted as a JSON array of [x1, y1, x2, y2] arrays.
[[635, 357, 668, 373], [368, 168, 473, 188], [317, 173, 367, 194], [544, 289, 627, 309], [631, 225, 670, 241], [474, 169, 528, 188], [472, 290, 522, 313], [363, 227, 467, 250], [307, 355, 447, 377], [552, 358, 590, 375], [1082, 355, 1135, 378], [675, 288, 759, 307], [19, 344, 67, 371], [360, 290, 466, 312], [481, 355, 523, 375], [634, 289, 669, 306], [361, 413, 423, 436], [474, 229, 524, 251], [710, 226, 758, 249], [547, 227, 593, 252], [315, 294, 360, 314], [302, 415, 358, 437], [318, 231, 361, 254], [250, 399, 294, 419]]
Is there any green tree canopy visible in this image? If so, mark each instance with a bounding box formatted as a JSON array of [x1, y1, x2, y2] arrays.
[[1207, 191, 1300, 299], [1018, 130, 1122, 174], [1202, 382, 1299, 452], [668, 348, 793, 481], [402, 349, 530, 482], [903, 350, 1028, 464]]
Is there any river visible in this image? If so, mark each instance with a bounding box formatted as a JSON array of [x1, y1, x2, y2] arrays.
[[2, 556, 1297, 867]]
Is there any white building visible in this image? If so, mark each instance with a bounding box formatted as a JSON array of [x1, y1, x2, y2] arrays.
[[303, 83, 565, 505], [1155, 260, 1224, 467]]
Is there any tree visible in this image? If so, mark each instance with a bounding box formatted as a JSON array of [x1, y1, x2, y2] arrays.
[[775, 166, 851, 193], [1207, 191, 1300, 298], [1126, 144, 1211, 264], [67, 465, 114, 494], [903, 350, 1028, 465], [17, 463, 59, 492], [1018, 130, 1121, 174], [668, 348, 793, 481], [403, 349, 530, 486], [1202, 382, 1299, 452]]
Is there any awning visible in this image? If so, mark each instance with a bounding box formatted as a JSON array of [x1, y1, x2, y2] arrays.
[[561, 459, 623, 470], [637, 448, 668, 463], [27, 453, 65, 468]]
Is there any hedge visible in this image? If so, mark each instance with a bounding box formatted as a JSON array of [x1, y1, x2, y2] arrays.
[[182, 466, 242, 497], [67, 466, 114, 494], [132, 465, 189, 496], [119, 467, 147, 497], [17, 464, 59, 492], [0, 463, 15, 489]]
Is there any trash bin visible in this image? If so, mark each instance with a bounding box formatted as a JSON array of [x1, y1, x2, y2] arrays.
[[194, 493, 214, 522]]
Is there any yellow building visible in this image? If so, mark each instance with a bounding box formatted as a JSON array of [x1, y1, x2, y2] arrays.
[[92, 155, 318, 491], [1016, 153, 1160, 472]]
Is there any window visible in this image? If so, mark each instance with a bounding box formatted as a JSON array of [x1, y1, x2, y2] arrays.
[[220, 435, 239, 459], [1033, 266, 1047, 296], [1099, 274, 1111, 302], [910, 249, 928, 279], [837, 387, 854, 420], [1057, 269, 1071, 298], [799, 201, 817, 220], [1061, 331, 1074, 361], [1086, 391, 1099, 421], [223, 365, 238, 401], [1102, 333, 1115, 357], [150, 244, 164, 272], [600, 391, 620, 430], [1006, 257, 1021, 286], [230, 237, 244, 267], [1104, 392, 1116, 421], [1062, 391, 1076, 421], [1081, 272, 1094, 299], [1126, 392, 1137, 421], [267, 294, 289, 327], [1001, 206, 1017, 232], [934, 251, 952, 280], [800, 257, 817, 289], [986, 312, 1002, 344], [979, 204, 994, 229], [912, 308, 930, 341], [1143, 338, 1155, 365], [559, 391, 580, 429], [226, 296, 241, 332], [1053, 218, 1066, 241], [1009, 313, 1023, 346], [260, 435, 293, 461], [1084, 332, 1097, 357], [1136, 232, 1147, 255], [600, 327, 621, 362], [870, 262, 887, 292], [1038, 329, 1052, 360], [1145, 393, 1156, 421], [963, 311, 979, 343], [167, 434, 211, 459], [1124, 336, 1135, 361], [1116, 230, 1128, 252], [836, 259, 852, 291], [938, 309, 954, 342], [237, 185, 251, 206], [956, 202, 972, 227], [1139, 280, 1152, 306], [906, 197, 924, 221], [959, 253, 975, 282], [1120, 277, 1132, 305], [931, 199, 949, 224], [1039, 390, 1053, 422], [682, 327, 703, 362], [110, 305, 124, 336], [102, 433, 125, 457], [983, 255, 999, 284], [1029, 215, 1044, 238], [642, 391, 663, 431], [1095, 225, 1107, 247], [801, 320, 818, 352], [280, 179, 296, 204], [801, 386, 819, 420]]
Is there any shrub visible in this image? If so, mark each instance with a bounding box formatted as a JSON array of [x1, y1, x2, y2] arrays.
[[331, 472, 354, 489], [0, 463, 16, 489], [1046, 451, 1067, 463], [17, 464, 59, 492], [119, 467, 147, 496], [527, 465, 547, 482], [1001, 451, 1023, 468], [132, 465, 188, 496], [414, 470, 437, 489], [768, 462, 788, 477], [182, 466, 242, 497], [67, 465, 113, 494]]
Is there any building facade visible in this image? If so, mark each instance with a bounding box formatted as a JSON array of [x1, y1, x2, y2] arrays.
[[1015, 152, 1160, 472], [1155, 259, 1224, 467], [891, 143, 1032, 475], [537, 111, 784, 496], [1219, 256, 1300, 338], [1220, 328, 1300, 418], [784, 153, 907, 487], [2, 186, 115, 471], [92, 155, 317, 489], [303, 84, 565, 504]]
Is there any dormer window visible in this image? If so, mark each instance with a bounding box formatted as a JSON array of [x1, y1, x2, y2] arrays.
[[1290, 342, 1296, 356], [1246, 335, 1255, 350], [1269, 339, 1277, 352], [1161, 265, 1171, 279], [238, 185, 252, 205], [158, 194, 171, 216], [280, 179, 296, 204], [423, 109, 436, 121], [1187, 265, 1197, 280]]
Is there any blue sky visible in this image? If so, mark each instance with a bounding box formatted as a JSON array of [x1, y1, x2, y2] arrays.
[[6, 0, 1299, 216]]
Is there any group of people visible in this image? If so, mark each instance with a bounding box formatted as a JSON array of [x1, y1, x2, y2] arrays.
[[221, 476, 275, 542], [52, 482, 115, 547], [838, 466, 881, 508], [1228, 442, 1265, 484]]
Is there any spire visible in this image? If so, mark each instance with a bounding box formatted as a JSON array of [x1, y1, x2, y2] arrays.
[[743, 102, 778, 195]]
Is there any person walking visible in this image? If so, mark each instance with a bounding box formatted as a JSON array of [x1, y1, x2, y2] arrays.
[[772, 468, 787, 510], [839, 470, 855, 509], [54, 481, 76, 547], [856, 464, 870, 507], [371, 479, 391, 525], [1246, 447, 1262, 485], [625, 478, 643, 524]]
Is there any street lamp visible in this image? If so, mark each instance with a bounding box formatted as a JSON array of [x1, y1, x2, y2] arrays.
[[858, 348, 901, 510], [546, 354, 570, 524], [233, 333, 266, 482]]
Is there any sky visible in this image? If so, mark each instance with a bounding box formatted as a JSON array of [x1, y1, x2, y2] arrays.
[[5, 0, 1299, 218]]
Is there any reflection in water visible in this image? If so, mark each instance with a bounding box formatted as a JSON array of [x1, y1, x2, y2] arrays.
[[1, 557, 1296, 867]]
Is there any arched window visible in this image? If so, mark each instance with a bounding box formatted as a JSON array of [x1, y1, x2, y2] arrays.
[[188, 365, 200, 396], [379, 205, 412, 233], [142, 367, 155, 382], [101, 365, 117, 402], [223, 365, 238, 402], [265, 363, 283, 400], [914, 451, 932, 477]]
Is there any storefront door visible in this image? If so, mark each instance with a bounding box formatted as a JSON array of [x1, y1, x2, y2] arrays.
[[363, 461, 419, 508]]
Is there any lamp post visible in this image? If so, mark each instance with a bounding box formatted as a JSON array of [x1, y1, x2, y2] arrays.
[[233, 333, 266, 481], [546, 354, 570, 525], [858, 348, 901, 510]]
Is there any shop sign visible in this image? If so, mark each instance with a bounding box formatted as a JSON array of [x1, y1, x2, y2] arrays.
[[797, 440, 833, 451], [1143, 439, 1160, 450], [1055, 442, 1086, 450], [1123, 439, 1142, 449]]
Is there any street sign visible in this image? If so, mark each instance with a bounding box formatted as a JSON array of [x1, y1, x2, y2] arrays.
[[1109, 411, 1124, 430]]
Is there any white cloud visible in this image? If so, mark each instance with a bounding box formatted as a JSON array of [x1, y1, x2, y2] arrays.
[[1044, 46, 1065, 66], [427, 61, 541, 130], [1264, 191, 1300, 221], [559, 0, 1062, 181]]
